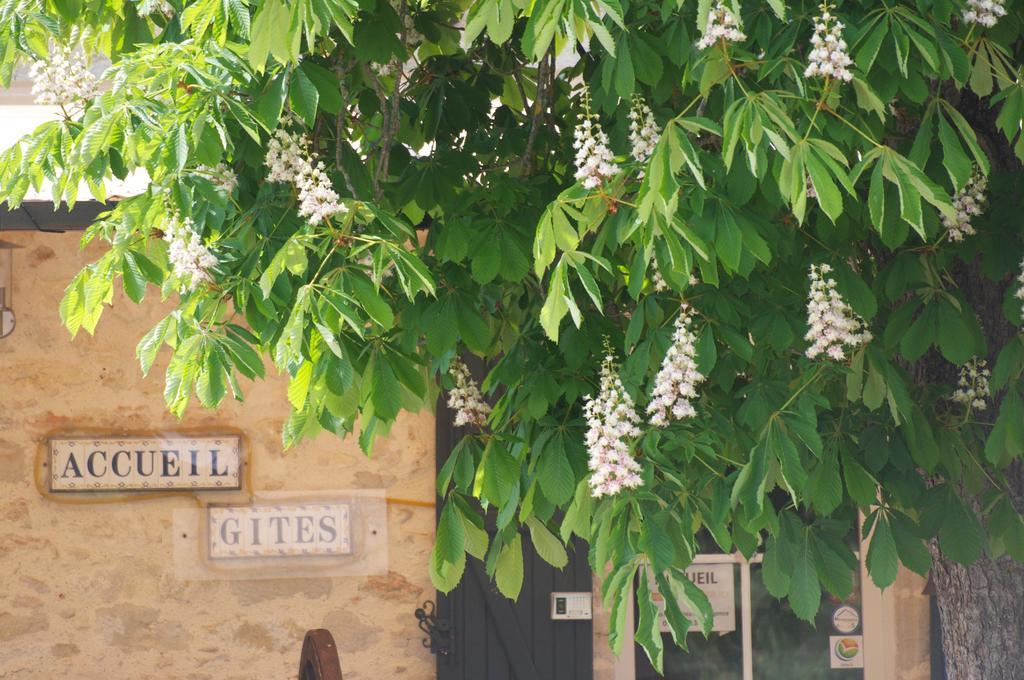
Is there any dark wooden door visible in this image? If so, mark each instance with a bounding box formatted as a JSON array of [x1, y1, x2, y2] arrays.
[[435, 399, 594, 680]]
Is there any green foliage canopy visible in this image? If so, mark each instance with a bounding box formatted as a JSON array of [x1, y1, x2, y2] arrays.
[[3, 0, 1024, 670]]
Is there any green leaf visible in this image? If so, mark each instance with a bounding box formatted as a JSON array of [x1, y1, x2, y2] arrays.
[[635, 570, 664, 673], [655, 572, 691, 649], [368, 353, 402, 420], [454, 302, 491, 353], [890, 512, 932, 576], [458, 503, 489, 560], [540, 262, 570, 342], [481, 440, 518, 506], [196, 346, 228, 408], [537, 435, 575, 505], [121, 250, 148, 303], [288, 65, 319, 127], [495, 533, 525, 598], [939, 493, 983, 565], [350, 274, 394, 329], [842, 452, 877, 507], [260, 237, 307, 299], [255, 71, 289, 129], [613, 36, 635, 97], [471, 243, 501, 283], [287, 360, 313, 410], [137, 315, 173, 376], [302, 62, 343, 115], [436, 500, 466, 564], [789, 532, 821, 623], [526, 516, 568, 568], [560, 478, 592, 543], [866, 513, 899, 589], [639, 513, 677, 572], [666, 567, 713, 636], [852, 77, 886, 122]]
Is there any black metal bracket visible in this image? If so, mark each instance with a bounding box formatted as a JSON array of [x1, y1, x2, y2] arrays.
[[415, 599, 453, 656]]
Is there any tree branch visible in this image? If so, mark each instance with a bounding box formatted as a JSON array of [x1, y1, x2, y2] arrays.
[[373, 0, 408, 200]]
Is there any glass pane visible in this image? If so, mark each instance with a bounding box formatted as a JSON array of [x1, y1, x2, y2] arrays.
[[750, 564, 865, 679], [636, 563, 743, 680]]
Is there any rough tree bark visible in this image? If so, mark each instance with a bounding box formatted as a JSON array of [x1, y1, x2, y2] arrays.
[[918, 90, 1024, 679], [928, 476, 1024, 680]]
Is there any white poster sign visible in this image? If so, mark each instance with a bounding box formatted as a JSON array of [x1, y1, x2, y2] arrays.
[[656, 563, 736, 634]]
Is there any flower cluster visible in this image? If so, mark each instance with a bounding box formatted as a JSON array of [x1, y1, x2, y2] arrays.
[[196, 163, 238, 193], [952, 358, 991, 412], [164, 215, 218, 293], [135, 0, 173, 16], [648, 305, 705, 427], [628, 97, 661, 165], [963, 0, 1006, 27], [651, 260, 668, 292], [696, 2, 747, 50], [1015, 259, 1024, 323], [28, 45, 99, 107], [265, 127, 347, 225], [446, 358, 491, 428], [584, 354, 643, 497], [805, 264, 872, 360], [804, 3, 854, 83], [942, 168, 987, 242], [573, 89, 620, 190]]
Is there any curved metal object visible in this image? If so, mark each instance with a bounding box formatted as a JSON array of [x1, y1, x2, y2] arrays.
[[415, 599, 453, 656], [298, 629, 343, 680]]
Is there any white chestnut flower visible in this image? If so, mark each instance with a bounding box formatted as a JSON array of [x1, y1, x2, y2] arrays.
[[163, 214, 218, 293], [804, 3, 854, 83], [446, 357, 491, 428], [963, 0, 1006, 28], [196, 163, 238, 193], [696, 2, 747, 51], [1014, 258, 1024, 323], [628, 97, 661, 165], [942, 168, 987, 242], [28, 44, 99, 107], [650, 259, 668, 292], [952, 357, 991, 412], [265, 127, 347, 225], [573, 88, 620, 190], [135, 0, 173, 16], [648, 305, 705, 427], [804, 264, 872, 361], [583, 353, 643, 498]]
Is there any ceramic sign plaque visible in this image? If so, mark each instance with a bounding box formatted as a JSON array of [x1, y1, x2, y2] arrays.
[[207, 503, 352, 559], [47, 435, 243, 492]]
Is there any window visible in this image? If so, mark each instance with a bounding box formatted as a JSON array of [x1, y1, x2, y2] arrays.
[[634, 553, 865, 680]]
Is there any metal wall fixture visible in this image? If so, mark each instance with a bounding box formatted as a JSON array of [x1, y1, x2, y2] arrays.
[[0, 240, 15, 339], [415, 600, 453, 656]]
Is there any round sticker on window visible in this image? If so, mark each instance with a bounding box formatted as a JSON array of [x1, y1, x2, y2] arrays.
[[831, 605, 860, 633]]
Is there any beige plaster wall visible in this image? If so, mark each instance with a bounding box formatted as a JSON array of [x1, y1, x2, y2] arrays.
[[0, 231, 437, 679]]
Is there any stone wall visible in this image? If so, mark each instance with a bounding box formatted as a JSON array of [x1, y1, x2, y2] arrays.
[[0, 231, 437, 679]]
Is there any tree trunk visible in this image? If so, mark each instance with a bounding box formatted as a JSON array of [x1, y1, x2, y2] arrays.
[[912, 89, 1024, 679], [929, 546, 1024, 679]]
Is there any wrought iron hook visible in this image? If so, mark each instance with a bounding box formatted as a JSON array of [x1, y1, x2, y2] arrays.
[[415, 600, 453, 656]]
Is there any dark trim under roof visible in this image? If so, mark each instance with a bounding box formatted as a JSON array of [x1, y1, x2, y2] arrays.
[[0, 201, 105, 232]]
